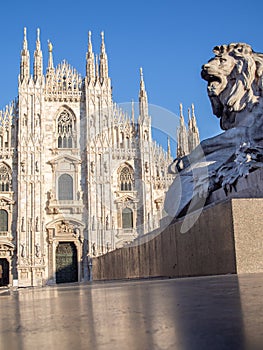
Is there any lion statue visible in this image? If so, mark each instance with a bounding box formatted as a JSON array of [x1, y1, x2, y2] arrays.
[[201, 43, 263, 130], [164, 43, 263, 219]]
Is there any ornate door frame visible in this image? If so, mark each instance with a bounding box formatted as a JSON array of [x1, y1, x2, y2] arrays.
[[46, 219, 85, 284]]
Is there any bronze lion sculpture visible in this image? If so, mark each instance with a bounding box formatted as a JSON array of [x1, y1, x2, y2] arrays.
[[164, 43, 263, 219]]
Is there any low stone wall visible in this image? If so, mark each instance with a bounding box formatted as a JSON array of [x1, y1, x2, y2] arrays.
[[92, 198, 263, 280]]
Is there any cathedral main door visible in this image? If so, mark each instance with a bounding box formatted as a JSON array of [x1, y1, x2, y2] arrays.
[[55, 242, 78, 284], [0, 258, 9, 286]]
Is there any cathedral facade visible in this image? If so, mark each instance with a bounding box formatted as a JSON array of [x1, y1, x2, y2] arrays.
[[0, 29, 199, 287]]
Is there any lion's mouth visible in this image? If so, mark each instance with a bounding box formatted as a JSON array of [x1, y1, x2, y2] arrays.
[[201, 69, 223, 95], [201, 69, 221, 83]]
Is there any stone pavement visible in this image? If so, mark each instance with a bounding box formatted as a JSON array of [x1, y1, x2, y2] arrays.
[[0, 273, 262, 350]]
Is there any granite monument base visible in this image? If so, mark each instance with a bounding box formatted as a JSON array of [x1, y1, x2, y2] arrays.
[[92, 197, 263, 280]]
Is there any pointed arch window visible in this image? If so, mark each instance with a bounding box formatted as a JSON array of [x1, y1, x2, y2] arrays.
[[0, 163, 12, 192], [119, 166, 134, 191], [0, 209, 8, 231], [122, 208, 133, 229], [58, 174, 73, 200], [57, 111, 75, 148]]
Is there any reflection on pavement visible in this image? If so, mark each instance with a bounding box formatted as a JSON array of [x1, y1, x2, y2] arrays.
[[0, 274, 262, 350]]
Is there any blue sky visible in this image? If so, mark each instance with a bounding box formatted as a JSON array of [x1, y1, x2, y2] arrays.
[[1, 0, 263, 151]]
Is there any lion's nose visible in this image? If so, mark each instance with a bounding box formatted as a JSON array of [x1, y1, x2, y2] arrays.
[[202, 64, 209, 70]]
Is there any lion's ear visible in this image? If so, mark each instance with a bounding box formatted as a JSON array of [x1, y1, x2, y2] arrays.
[[213, 45, 227, 55], [213, 46, 221, 55]]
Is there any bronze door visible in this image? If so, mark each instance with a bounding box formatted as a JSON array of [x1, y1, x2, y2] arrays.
[[0, 258, 9, 286], [55, 242, 78, 284]]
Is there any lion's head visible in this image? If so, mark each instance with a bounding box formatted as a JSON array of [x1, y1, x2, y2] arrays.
[[201, 43, 263, 130]]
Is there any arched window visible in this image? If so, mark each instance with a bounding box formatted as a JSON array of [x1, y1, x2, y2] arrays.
[[0, 209, 8, 231], [58, 174, 73, 200], [119, 166, 133, 191], [122, 208, 133, 229], [0, 163, 12, 192], [57, 111, 74, 148]]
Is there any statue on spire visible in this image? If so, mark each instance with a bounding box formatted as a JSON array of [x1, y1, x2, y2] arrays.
[[33, 28, 43, 82], [48, 40, 53, 53], [20, 27, 30, 84], [99, 31, 108, 82]]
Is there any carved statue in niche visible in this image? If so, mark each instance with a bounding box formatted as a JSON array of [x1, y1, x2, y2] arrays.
[[20, 242, 26, 258], [48, 189, 54, 201], [21, 161, 25, 172], [35, 243, 41, 258], [92, 242, 96, 256], [77, 190, 83, 200], [106, 215, 109, 230], [35, 216, 39, 232], [92, 216, 95, 230], [165, 43, 263, 218], [90, 161, 95, 173], [21, 217, 25, 232], [106, 242, 111, 252]]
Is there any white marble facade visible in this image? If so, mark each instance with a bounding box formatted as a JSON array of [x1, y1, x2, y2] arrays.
[[0, 29, 199, 287]]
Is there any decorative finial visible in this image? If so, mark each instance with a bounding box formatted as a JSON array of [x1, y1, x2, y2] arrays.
[[35, 28, 41, 51], [140, 67, 145, 90], [100, 31, 106, 54], [47, 39, 54, 72], [188, 107, 193, 129], [191, 103, 195, 117], [48, 40, 53, 53], [140, 67, 143, 79], [179, 103, 183, 117], [23, 27, 28, 50], [87, 31, 93, 54]]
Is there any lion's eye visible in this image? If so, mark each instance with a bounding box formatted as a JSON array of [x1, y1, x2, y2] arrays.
[[220, 58, 227, 63]]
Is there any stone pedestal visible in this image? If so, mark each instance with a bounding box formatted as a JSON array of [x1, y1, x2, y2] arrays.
[[92, 198, 263, 280]]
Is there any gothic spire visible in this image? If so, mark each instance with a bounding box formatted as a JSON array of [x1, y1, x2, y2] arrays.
[[188, 103, 200, 152], [20, 27, 30, 84], [139, 67, 149, 118], [86, 31, 95, 82], [33, 28, 43, 83], [167, 136, 171, 158], [177, 103, 189, 157], [100, 31, 106, 54], [95, 54, 99, 81], [46, 39, 54, 78], [191, 103, 198, 130], [180, 103, 185, 126], [99, 31, 109, 82], [23, 27, 28, 51], [188, 107, 192, 130]]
